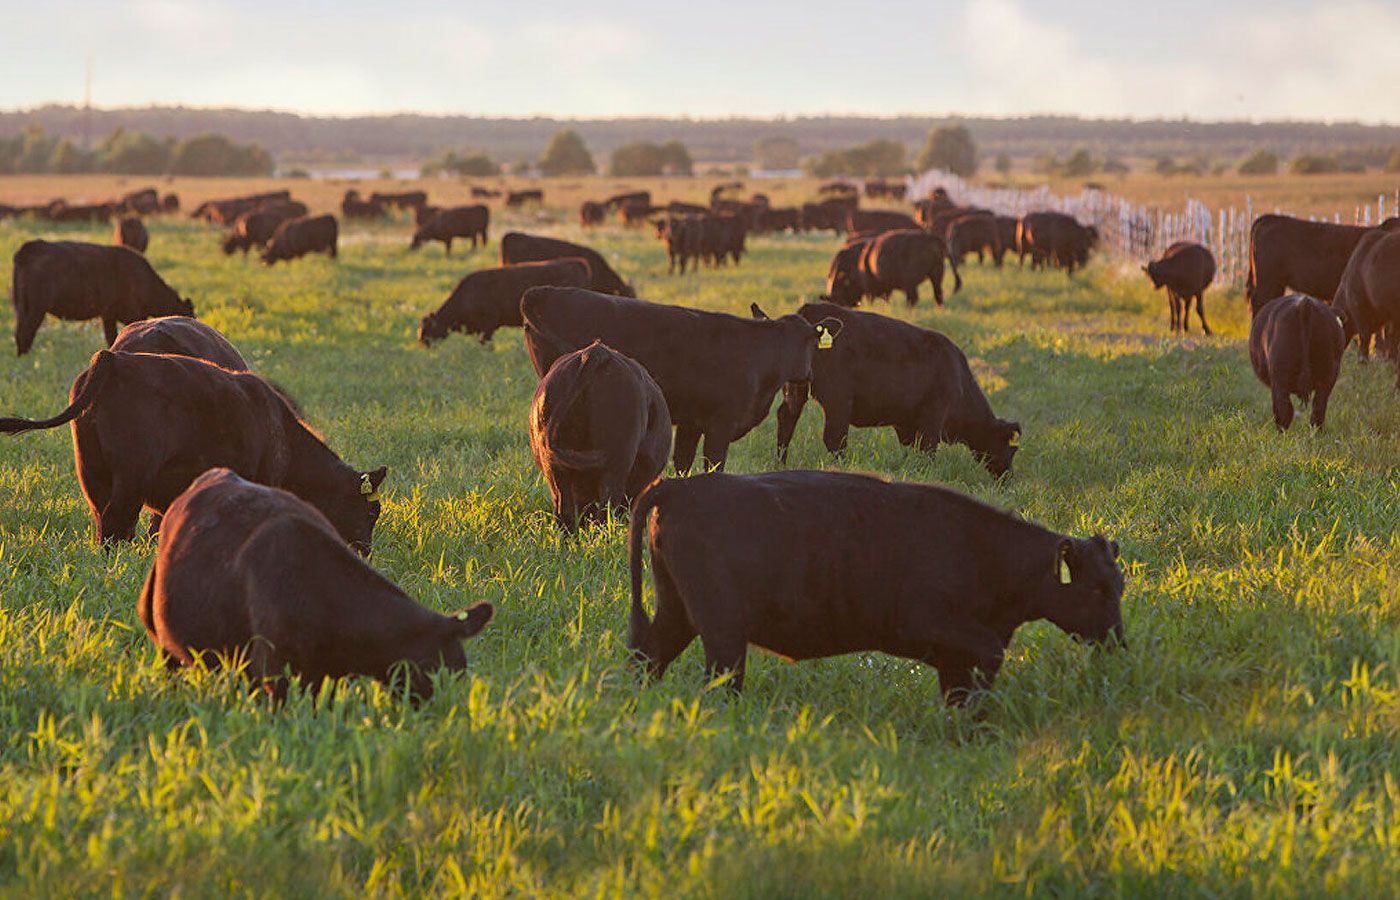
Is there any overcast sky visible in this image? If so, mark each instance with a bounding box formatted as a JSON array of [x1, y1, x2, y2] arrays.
[[4, 0, 1398, 122]]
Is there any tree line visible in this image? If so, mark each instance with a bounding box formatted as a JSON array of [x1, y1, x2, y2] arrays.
[[0, 126, 274, 176]]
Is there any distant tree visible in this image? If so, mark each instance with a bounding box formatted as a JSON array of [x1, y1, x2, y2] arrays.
[[610, 140, 693, 176], [659, 140, 693, 176], [754, 135, 801, 170], [805, 139, 906, 177], [1102, 158, 1129, 175], [15, 126, 58, 173], [994, 152, 1012, 176], [916, 123, 977, 177], [421, 150, 500, 177], [1238, 149, 1279, 175], [538, 129, 595, 176], [100, 129, 172, 175], [1387, 149, 1400, 173], [1062, 148, 1096, 177], [1290, 154, 1340, 175], [170, 133, 273, 176], [1154, 155, 1178, 176], [1034, 153, 1061, 175], [48, 139, 92, 174], [510, 159, 534, 176]]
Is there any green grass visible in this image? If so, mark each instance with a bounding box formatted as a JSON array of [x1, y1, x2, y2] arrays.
[[2, 210, 1399, 897]]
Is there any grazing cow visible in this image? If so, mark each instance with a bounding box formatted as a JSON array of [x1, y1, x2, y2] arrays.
[[409, 205, 489, 254], [1334, 224, 1400, 370], [193, 191, 292, 225], [801, 196, 858, 234], [342, 189, 385, 219], [667, 201, 710, 216], [161, 193, 180, 214], [0, 351, 388, 551], [818, 181, 858, 197], [500, 232, 635, 297], [529, 341, 671, 532], [506, 189, 544, 208], [418, 258, 591, 345], [656, 215, 705, 274], [947, 213, 1004, 266], [140, 468, 492, 700], [619, 200, 659, 227], [46, 201, 115, 223], [1248, 295, 1347, 429], [861, 229, 961, 306], [118, 188, 160, 216], [846, 209, 919, 236], [262, 215, 338, 265], [1144, 242, 1217, 335], [113, 216, 149, 254], [605, 191, 651, 211], [709, 182, 743, 202], [10, 240, 194, 354], [825, 237, 877, 307], [521, 287, 835, 472], [369, 190, 428, 212], [627, 470, 1125, 702], [110, 316, 248, 371], [222, 203, 307, 256], [1246, 215, 1391, 309], [579, 200, 605, 226], [471, 186, 502, 199], [752, 302, 1020, 474], [1019, 212, 1097, 274], [757, 206, 800, 234], [712, 211, 748, 265]]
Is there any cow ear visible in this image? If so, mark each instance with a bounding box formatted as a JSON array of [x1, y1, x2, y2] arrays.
[[1055, 539, 1074, 585], [1109, 539, 1120, 560], [450, 602, 494, 639], [750, 303, 770, 320]]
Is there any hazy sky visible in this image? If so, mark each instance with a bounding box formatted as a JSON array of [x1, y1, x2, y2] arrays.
[[5, 0, 1398, 121]]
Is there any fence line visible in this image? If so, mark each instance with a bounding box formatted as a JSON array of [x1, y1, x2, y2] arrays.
[[904, 170, 1400, 287]]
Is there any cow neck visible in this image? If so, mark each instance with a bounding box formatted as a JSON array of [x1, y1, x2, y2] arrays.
[[280, 410, 354, 497], [974, 518, 1063, 643]]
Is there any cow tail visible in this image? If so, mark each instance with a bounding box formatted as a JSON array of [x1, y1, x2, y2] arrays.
[[943, 240, 963, 293], [544, 347, 610, 471], [628, 477, 669, 648], [0, 350, 117, 434]]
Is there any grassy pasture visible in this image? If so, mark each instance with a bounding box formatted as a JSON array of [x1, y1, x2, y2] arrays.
[[1, 185, 1399, 896]]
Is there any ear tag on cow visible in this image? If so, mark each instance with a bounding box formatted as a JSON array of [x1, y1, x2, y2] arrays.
[[816, 325, 834, 350], [1059, 559, 1072, 585], [1008, 432, 1020, 448], [360, 474, 380, 503], [1336, 315, 1345, 329]]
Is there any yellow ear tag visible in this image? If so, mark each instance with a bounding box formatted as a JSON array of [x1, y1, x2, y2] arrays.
[[1059, 559, 1072, 585], [360, 475, 380, 503], [817, 326, 834, 350], [1008, 432, 1020, 448], [1336, 315, 1345, 329]]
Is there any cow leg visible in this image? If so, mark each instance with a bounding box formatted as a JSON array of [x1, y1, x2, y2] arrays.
[[552, 473, 580, 534], [672, 425, 702, 475], [819, 390, 853, 456], [14, 307, 44, 356], [775, 381, 810, 463], [929, 647, 1003, 707], [1195, 293, 1212, 336], [443, 238, 452, 256], [894, 423, 918, 447], [102, 317, 120, 346], [699, 426, 733, 473], [1311, 381, 1335, 429], [97, 480, 143, 545], [1271, 381, 1295, 431], [630, 557, 698, 682]]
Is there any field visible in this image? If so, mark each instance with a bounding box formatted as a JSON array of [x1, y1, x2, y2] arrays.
[[2, 179, 1400, 896]]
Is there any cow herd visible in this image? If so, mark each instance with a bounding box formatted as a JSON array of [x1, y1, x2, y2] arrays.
[[3, 176, 1398, 711]]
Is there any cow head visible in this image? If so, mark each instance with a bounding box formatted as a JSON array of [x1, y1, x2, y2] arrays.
[[396, 602, 495, 701], [418, 313, 448, 346], [322, 465, 388, 557], [1035, 535, 1125, 647], [826, 244, 865, 307], [1142, 261, 1163, 289], [968, 419, 1021, 478]]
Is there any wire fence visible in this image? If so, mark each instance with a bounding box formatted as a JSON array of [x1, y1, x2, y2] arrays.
[[905, 170, 1400, 287]]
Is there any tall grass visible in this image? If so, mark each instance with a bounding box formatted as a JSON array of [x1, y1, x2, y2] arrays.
[[1, 207, 1398, 896]]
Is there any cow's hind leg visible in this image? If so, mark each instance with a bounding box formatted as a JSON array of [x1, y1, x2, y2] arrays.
[[1195, 293, 1212, 336], [631, 556, 697, 682], [14, 307, 44, 356], [672, 425, 702, 475], [1270, 380, 1295, 431], [96, 478, 144, 545]]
